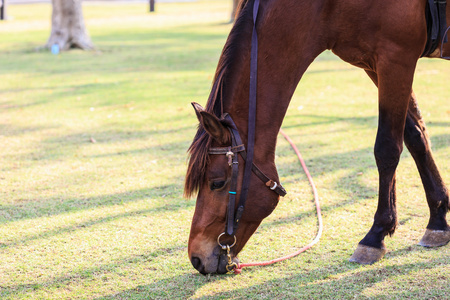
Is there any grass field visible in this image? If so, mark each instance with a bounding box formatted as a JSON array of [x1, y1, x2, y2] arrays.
[[0, 1, 449, 299]]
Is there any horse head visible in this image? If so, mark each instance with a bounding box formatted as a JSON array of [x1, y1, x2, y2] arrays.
[[185, 103, 281, 274]]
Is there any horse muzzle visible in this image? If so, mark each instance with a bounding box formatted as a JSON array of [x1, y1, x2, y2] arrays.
[[190, 249, 240, 275]]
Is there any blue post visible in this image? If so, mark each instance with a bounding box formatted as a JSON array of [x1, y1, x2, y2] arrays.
[[51, 44, 60, 55]]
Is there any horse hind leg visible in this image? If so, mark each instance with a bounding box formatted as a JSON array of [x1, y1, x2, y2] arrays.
[[404, 93, 450, 247]]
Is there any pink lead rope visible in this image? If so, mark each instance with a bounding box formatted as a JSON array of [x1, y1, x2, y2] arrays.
[[233, 129, 323, 274]]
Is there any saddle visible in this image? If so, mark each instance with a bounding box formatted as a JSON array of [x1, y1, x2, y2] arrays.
[[422, 0, 448, 57]]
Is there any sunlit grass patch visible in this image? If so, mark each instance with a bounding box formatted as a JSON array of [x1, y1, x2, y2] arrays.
[[0, 1, 449, 299]]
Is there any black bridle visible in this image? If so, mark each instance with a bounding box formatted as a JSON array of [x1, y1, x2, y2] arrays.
[[206, 0, 286, 272], [209, 114, 287, 237]]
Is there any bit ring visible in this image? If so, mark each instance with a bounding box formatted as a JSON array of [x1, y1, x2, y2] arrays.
[[217, 232, 237, 249]]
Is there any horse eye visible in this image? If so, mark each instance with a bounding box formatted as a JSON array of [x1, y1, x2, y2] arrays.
[[210, 180, 226, 191]]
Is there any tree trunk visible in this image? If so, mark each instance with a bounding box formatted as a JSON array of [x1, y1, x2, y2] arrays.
[[1, 0, 7, 21], [46, 0, 94, 51], [149, 0, 155, 12], [230, 0, 239, 23]]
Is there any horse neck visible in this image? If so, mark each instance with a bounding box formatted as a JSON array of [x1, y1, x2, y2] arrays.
[[220, 0, 327, 164]]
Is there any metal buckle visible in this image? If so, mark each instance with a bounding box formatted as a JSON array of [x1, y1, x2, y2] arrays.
[[225, 245, 237, 272], [226, 150, 234, 166], [270, 181, 278, 190]]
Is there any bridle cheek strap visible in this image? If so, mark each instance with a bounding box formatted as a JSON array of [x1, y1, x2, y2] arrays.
[[227, 133, 240, 235], [208, 114, 286, 236]]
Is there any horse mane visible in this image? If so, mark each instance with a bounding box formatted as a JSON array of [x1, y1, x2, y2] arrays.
[[184, 0, 253, 198]]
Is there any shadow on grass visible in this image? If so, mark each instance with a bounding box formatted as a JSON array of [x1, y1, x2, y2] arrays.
[[430, 133, 450, 151], [277, 144, 377, 197], [0, 123, 58, 136], [0, 98, 52, 111], [199, 258, 449, 299], [85, 248, 450, 299], [282, 114, 378, 131], [281, 114, 449, 152], [94, 273, 221, 300], [0, 196, 192, 248], [276, 115, 448, 194], [2, 234, 447, 300], [0, 243, 189, 299], [0, 183, 190, 224], [0, 124, 194, 172]]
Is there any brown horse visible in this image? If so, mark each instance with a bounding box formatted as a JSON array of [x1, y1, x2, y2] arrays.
[[185, 0, 450, 275]]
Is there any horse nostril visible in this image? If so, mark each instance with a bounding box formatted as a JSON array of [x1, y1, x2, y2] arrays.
[[191, 256, 202, 270], [191, 256, 208, 275]]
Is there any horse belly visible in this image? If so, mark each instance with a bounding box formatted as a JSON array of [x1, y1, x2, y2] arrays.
[[328, 0, 426, 70]]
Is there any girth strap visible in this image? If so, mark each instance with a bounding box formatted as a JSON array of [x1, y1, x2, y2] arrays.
[[422, 0, 449, 57], [437, 1, 448, 44]]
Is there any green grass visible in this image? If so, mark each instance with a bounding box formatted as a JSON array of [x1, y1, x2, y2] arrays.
[[0, 1, 449, 299]]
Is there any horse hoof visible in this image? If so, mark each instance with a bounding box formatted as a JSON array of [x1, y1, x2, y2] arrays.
[[349, 244, 387, 265], [418, 229, 450, 247]]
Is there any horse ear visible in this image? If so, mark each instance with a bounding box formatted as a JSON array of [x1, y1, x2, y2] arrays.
[[200, 111, 230, 145], [191, 102, 204, 122], [191, 102, 230, 144]]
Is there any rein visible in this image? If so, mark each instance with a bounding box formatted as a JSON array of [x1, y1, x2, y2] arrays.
[[214, 0, 262, 246], [233, 0, 260, 237]]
